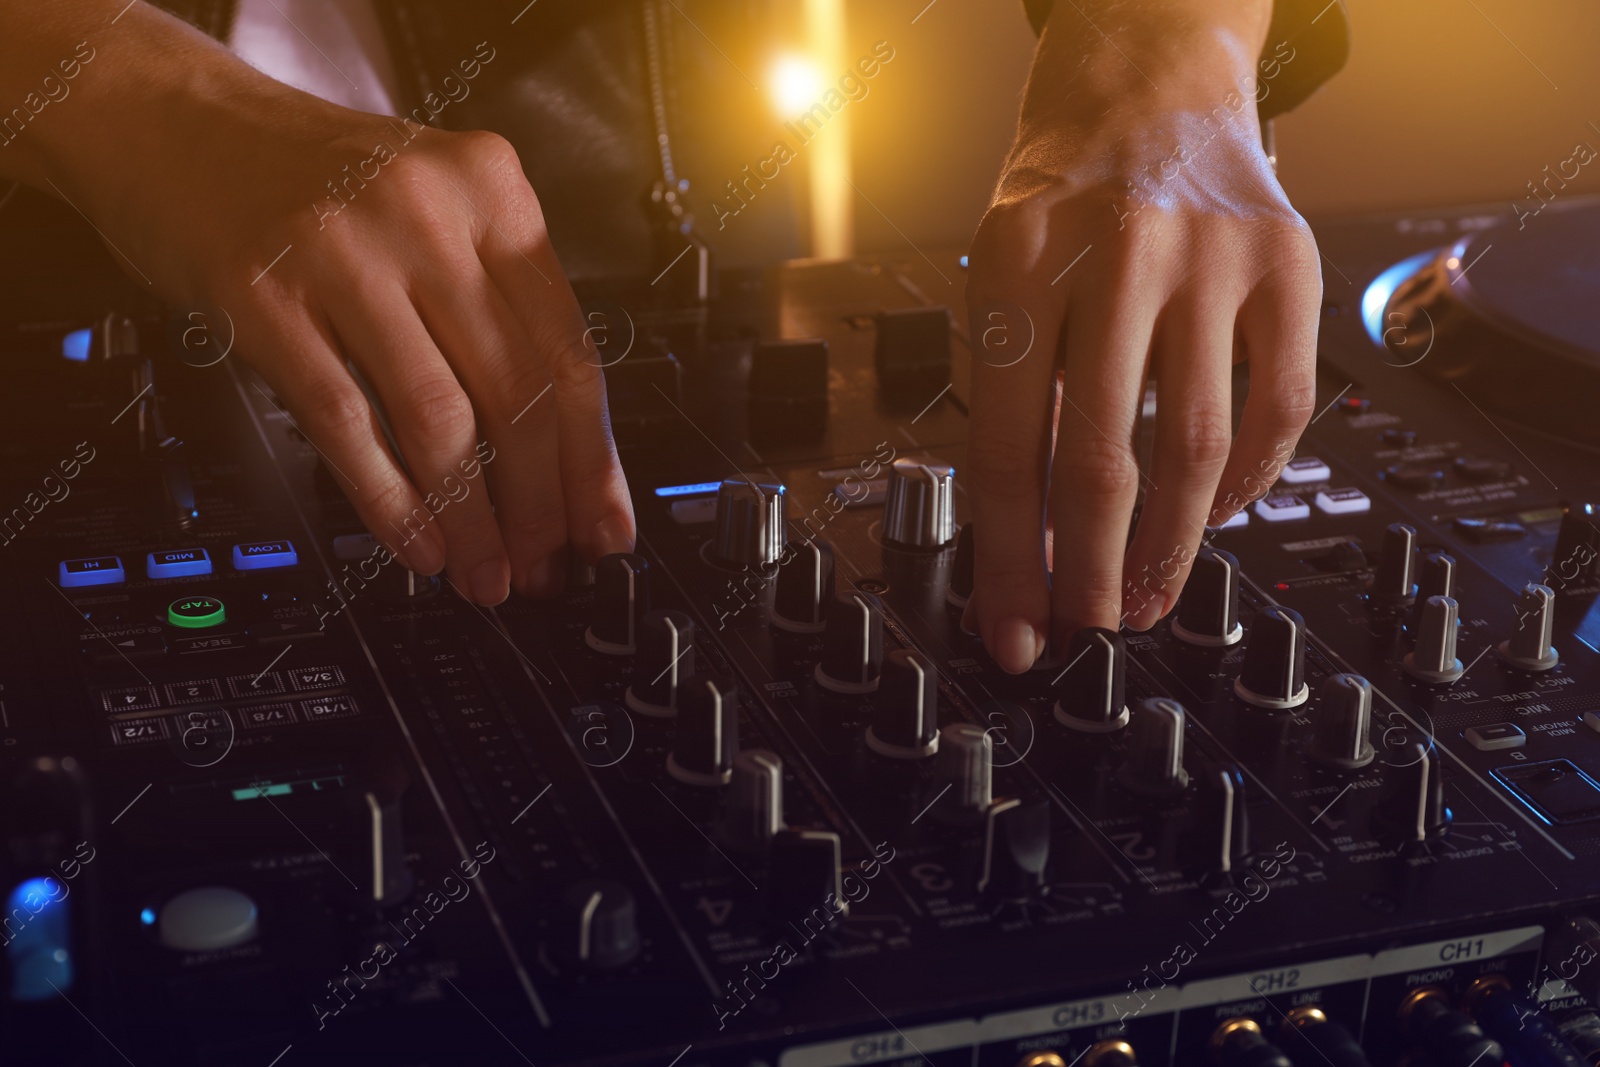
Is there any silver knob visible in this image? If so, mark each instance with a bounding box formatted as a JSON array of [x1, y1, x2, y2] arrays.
[[882, 458, 955, 548], [1404, 596, 1464, 683], [934, 723, 992, 820], [1499, 583, 1559, 671], [723, 749, 784, 853], [712, 479, 786, 567]]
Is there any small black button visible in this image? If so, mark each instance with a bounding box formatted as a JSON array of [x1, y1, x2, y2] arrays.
[[1454, 455, 1514, 483], [1384, 463, 1445, 491], [1381, 429, 1418, 446], [1453, 516, 1526, 543]]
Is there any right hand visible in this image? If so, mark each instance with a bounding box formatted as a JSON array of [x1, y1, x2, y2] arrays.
[[21, 4, 634, 605]]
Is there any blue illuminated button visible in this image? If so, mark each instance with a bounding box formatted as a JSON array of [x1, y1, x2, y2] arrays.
[[654, 482, 721, 498], [5, 877, 72, 1000], [59, 556, 125, 588], [146, 548, 213, 579], [232, 541, 298, 571]]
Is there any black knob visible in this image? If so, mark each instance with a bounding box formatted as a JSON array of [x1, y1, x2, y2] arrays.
[[933, 723, 992, 821], [712, 479, 786, 567], [586, 553, 650, 655], [1172, 546, 1243, 647], [1370, 523, 1418, 607], [815, 591, 884, 693], [723, 749, 784, 854], [1404, 596, 1464, 684], [772, 540, 834, 634], [1499, 583, 1559, 671], [978, 796, 1050, 901], [1194, 763, 1251, 876], [865, 650, 940, 759], [1547, 501, 1600, 591], [1378, 742, 1450, 843], [947, 523, 975, 609], [766, 829, 845, 922], [626, 609, 695, 717], [1308, 674, 1376, 770], [1052, 628, 1130, 732], [1119, 698, 1190, 798], [1234, 606, 1309, 709], [881, 458, 956, 548], [1408, 551, 1456, 632], [667, 675, 740, 787], [559, 879, 641, 970]]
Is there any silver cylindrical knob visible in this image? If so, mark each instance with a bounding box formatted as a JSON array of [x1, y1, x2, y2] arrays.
[[1499, 583, 1559, 671], [723, 749, 784, 854], [1404, 595, 1464, 683], [882, 458, 955, 548], [712, 479, 786, 567], [933, 723, 992, 820]]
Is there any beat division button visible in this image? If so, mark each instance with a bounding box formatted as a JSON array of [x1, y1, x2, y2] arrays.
[[1254, 494, 1311, 522], [146, 548, 212, 579], [165, 679, 223, 705], [301, 695, 359, 722], [59, 556, 124, 588], [331, 533, 378, 560], [109, 717, 169, 746], [1315, 488, 1372, 515], [1280, 457, 1332, 484], [168, 595, 226, 630], [102, 686, 160, 713], [227, 672, 287, 698], [1465, 723, 1526, 751], [288, 666, 344, 691], [239, 703, 297, 730], [231, 540, 298, 571]]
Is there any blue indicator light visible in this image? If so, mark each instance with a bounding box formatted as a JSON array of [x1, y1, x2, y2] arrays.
[[1360, 251, 1437, 347], [232, 541, 298, 571], [139, 908, 156, 926], [6, 877, 71, 1001], [958, 254, 969, 268], [59, 556, 125, 588], [61, 328, 92, 363], [146, 548, 213, 579], [654, 482, 722, 498]]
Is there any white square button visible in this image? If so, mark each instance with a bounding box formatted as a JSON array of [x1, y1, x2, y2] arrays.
[[1255, 494, 1311, 522], [1315, 487, 1372, 515], [1281, 456, 1332, 484]]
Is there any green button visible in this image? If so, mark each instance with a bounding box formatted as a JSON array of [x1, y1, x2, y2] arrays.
[[168, 595, 226, 629]]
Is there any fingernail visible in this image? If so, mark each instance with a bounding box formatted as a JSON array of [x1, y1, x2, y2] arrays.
[[404, 528, 446, 576], [518, 554, 564, 600], [591, 512, 635, 559], [470, 559, 510, 606], [993, 617, 1042, 674]]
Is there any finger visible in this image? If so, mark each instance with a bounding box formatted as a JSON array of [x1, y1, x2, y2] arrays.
[[1049, 276, 1161, 651], [1209, 255, 1320, 526], [1120, 294, 1235, 631], [244, 309, 446, 577], [411, 265, 570, 599], [964, 254, 1066, 674], [328, 287, 513, 606], [465, 148, 634, 564]]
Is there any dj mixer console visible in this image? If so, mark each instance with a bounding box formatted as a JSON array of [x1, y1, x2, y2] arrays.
[[1, 192, 1599, 1067]]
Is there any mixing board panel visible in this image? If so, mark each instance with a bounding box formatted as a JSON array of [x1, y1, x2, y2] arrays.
[[1, 195, 1598, 1067]]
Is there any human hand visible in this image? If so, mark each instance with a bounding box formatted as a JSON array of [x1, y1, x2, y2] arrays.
[[15, 3, 632, 605], [963, 0, 1322, 672]]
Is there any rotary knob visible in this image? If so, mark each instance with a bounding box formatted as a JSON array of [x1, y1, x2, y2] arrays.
[[712, 478, 786, 567], [723, 749, 784, 854], [666, 675, 740, 787], [866, 650, 940, 759], [1052, 627, 1130, 732], [766, 829, 845, 922], [978, 796, 1050, 901], [815, 590, 884, 693], [586, 553, 650, 655], [1194, 763, 1251, 876], [931, 723, 992, 822], [1404, 596, 1464, 684], [1171, 545, 1243, 647], [1370, 523, 1418, 607], [1118, 698, 1190, 798], [1547, 501, 1600, 589], [1499, 583, 1559, 671], [1408, 551, 1456, 633], [947, 523, 975, 608], [1378, 742, 1450, 843], [559, 879, 641, 970], [626, 609, 695, 717], [1234, 606, 1309, 709], [881, 458, 955, 548], [1308, 674, 1376, 769], [772, 540, 835, 633]]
